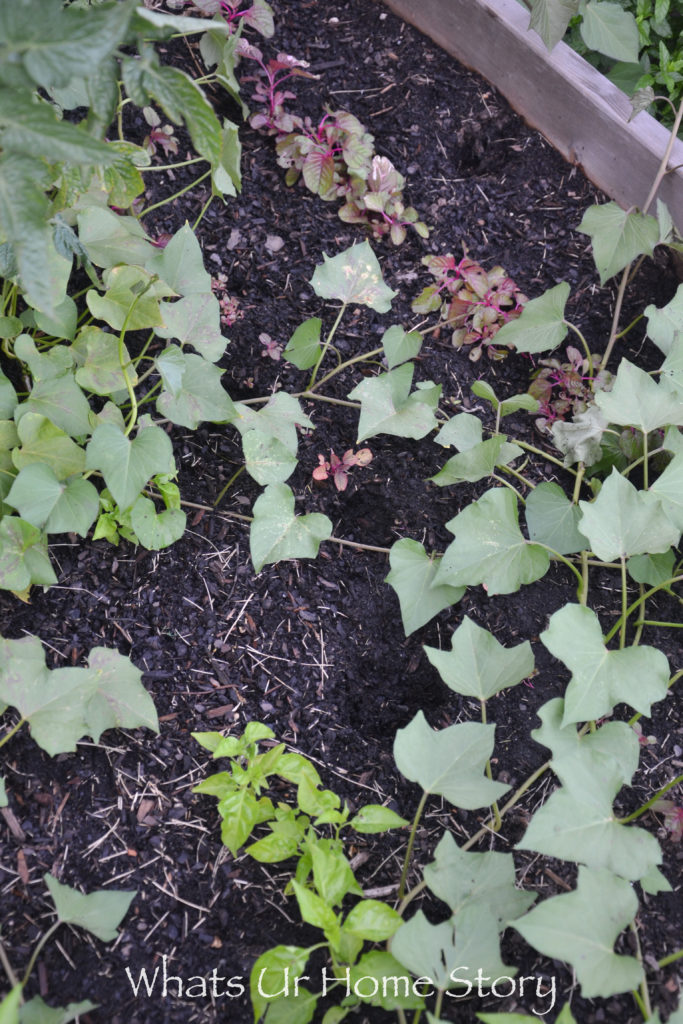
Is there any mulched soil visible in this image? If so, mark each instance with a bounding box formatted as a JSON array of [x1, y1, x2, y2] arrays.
[[1, 1, 682, 1022]]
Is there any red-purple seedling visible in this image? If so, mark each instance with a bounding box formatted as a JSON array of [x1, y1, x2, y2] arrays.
[[312, 448, 373, 492]]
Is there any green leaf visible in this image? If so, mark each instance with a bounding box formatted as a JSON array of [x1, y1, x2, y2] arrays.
[[250, 483, 332, 573], [393, 711, 508, 808], [213, 117, 242, 196], [381, 325, 423, 369], [512, 866, 643, 997], [343, 900, 403, 941], [0, 637, 158, 754], [6, 464, 99, 536], [86, 265, 165, 332], [129, 496, 186, 550], [156, 293, 227, 362], [525, 480, 587, 554], [283, 318, 322, 370], [0, 368, 17, 418], [392, 905, 513, 992], [645, 283, 683, 355], [250, 947, 312, 1024], [14, 335, 73, 382], [0, 517, 56, 592], [77, 206, 157, 269], [0, 985, 21, 1024], [578, 469, 680, 561], [529, 0, 580, 49], [649, 454, 683, 530], [578, 203, 660, 284], [34, 296, 78, 342], [73, 327, 136, 397], [541, 604, 669, 724], [218, 790, 273, 855], [424, 832, 535, 927], [12, 414, 85, 481], [0, 0, 133, 89], [348, 364, 440, 442], [0, 89, 114, 165], [292, 880, 339, 942], [349, 804, 409, 833], [385, 538, 464, 636], [232, 393, 313, 451], [519, 699, 663, 880], [146, 222, 211, 294], [662, 335, 683, 395], [44, 874, 135, 943], [431, 436, 522, 485], [477, 1007, 577, 1024], [434, 487, 550, 595], [0, 777, 6, 808], [0, 316, 22, 341], [424, 616, 534, 701], [494, 282, 570, 353], [241, 433, 297, 485], [311, 241, 396, 312], [0, 155, 67, 317], [86, 422, 175, 510], [156, 349, 236, 429], [595, 359, 683, 432], [310, 842, 361, 907], [580, 1, 639, 61], [627, 549, 676, 586], [20, 997, 98, 1024]]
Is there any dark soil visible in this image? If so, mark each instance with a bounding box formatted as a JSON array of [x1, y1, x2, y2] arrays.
[[1, 1, 681, 1023]]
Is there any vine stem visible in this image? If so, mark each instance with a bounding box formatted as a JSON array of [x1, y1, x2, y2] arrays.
[[620, 557, 628, 649], [605, 575, 683, 644], [397, 792, 428, 901], [0, 940, 19, 990], [0, 716, 26, 752], [630, 922, 653, 1020], [142, 169, 212, 217], [481, 701, 501, 831], [659, 948, 683, 968], [309, 344, 384, 392], [22, 921, 61, 987], [515, 439, 578, 475], [619, 771, 683, 824]]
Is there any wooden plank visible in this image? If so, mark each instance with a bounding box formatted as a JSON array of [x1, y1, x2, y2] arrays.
[[380, 0, 683, 229]]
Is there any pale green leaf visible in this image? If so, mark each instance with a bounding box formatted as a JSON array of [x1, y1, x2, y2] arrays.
[[434, 487, 550, 595], [494, 282, 570, 353], [661, 335, 683, 394], [0, 517, 56, 591], [77, 206, 157, 269], [580, 1, 639, 61], [250, 947, 312, 1024], [146, 222, 211, 295], [73, 327, 136, 396], [392, 905, 513, 992], [155, 350, 235, 429], [435, 411, 483, 449], [283, 318, 322, 370], [541, 603, 669, 724], [0, 368, 17, 418], [346, 952, 423, 1010], [648, 452, 683, 530], [44, 874, 135, 943], [85, 422, 175, 510], [213, 117, 242, 196], [385, 538, 464, 636], [241, 433, 297, 485], [645, 284, 683, 355], [14, 335, 74, 381], [311, 241, 396, 312], [424, 616, 534, 701], [231, 393, 313, 451], [578, 469, 679, 561], [250, 483, 332, 573], [12, 414, 85, 481], [34, 296, 78, 342], [525, 480, 587, 554], [512, 866, 642, 997], [348, 364, 440, 442], [343, 900, 403, 941], [0, 317, 22, 341], [393, 711, 508, 808], [156, 293, 227, 362], [130, 496, 186, 551], [0, 985, 21, 1024], [6, 463, 99, 536], [20, 997, 97, 1024], [627, 549, 676, 586], [424, 832, 535, 927], [578, 203, 660, 284], [595, 359, 683, 432], [431, 437, 523, 485], [86, 266, 164, 332], [529, 0, 580, 49], [551, 404, 607, 466], [0, 89, 114, 165], [381, 325, 423, 369]]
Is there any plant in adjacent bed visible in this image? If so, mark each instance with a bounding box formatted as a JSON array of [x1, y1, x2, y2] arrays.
[[312, 447, 373, 491], [527, 344, 612, 429], [412, 252, 528, 360]]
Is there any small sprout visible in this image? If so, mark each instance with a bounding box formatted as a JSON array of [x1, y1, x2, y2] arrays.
[[142, 107, 179, 158], [653, 799, 683, 842], [259, 332, 282, 360], [312, 448, 373, 491]]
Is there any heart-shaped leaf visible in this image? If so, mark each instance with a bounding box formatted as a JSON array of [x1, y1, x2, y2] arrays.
[[494, 282, 570, 353], [283, 317, 322, 370], [424, 616, 534, 701], [348, 364, 440, 442], [86, 421, 175, 510], [250, 483, 332, 572], [44, 874, 136, 943], [578, 469, 679, 561], [385, 538, 464, 636], [311, 241, 396, 312]]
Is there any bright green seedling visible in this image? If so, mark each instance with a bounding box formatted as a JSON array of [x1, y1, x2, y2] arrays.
[[0, 635, 158, 802], [513, 866, 643, 998], [0, 873, 135, 1023]]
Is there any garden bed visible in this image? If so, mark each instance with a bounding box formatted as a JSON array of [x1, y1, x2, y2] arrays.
[[1, 1, 682, 1023]]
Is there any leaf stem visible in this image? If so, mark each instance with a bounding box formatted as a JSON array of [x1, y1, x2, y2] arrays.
[[619, 772, 683, 824], [214, 466, 246, 508], [308, 344, 384, 392], [565, 321, 594, 380], [619, 557, 628, 649], [659, 948, 683, 968], [193, 192, 214, 231], [604, 576, 683, 644], [0, 716, 26, 753], [398, 792, 428, 901], [142, 169, 212, 217], [630, 922, 652, 1021], [515, 439, 577, 475], [481, 701, 501, 831], [22, 920, 61, 987], [308, 304, 347, 389], [571, 462, 585, 504], [141, 155, 205, 173]]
